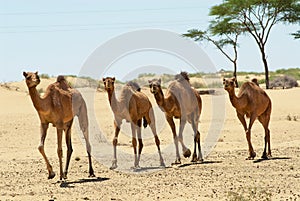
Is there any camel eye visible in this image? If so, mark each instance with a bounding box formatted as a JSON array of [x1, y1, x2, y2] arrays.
[[26, 75, 32, 80]]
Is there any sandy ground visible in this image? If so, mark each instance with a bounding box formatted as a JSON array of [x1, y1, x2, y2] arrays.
[[0, 80, 300, 201]]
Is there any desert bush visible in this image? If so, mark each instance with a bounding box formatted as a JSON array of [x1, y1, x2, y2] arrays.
[[207, 81, 222, 88], [39, 74, 50, 79], [37, 88, 44, 94], [191, 81, 206, 89], [269, 75, 298, 89]]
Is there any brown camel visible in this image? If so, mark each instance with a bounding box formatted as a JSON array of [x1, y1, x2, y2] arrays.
[[223, 77, 272, 159], [23, 71, 95, 179], [148, 72, 203, 164], [102, 77, 165, 169]]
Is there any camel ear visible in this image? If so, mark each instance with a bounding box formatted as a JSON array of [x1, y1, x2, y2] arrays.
[[23, 72, 28, 77], [35, 71, 38, 75], [102, 78, 106, 82], [112, 77, 115, 81], [223, 78, 226, 82], [158, 78, 161, 84], [148, 80, 152, 84], [232, 77, 236, 82]]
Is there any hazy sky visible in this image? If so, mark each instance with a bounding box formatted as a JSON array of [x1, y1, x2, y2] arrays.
[[1, 0, 299, 82]]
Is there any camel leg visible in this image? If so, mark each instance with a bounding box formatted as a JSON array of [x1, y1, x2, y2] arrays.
[[196, 131, 203, 162], [237, 112, 247, 131], [38, 123, 55, 179], [237, 113, 255, 159], [130, 122, 139, 168], [146, 111, 165, 167], [81, 127, 95, 177], [166, 116, 181, 165], [137, 119, 143, 167], [191, 120, 203, 163], [110, 120, 121, 170], [178, 119, 191, 158], [258, 113, 272, 159], [63, 121, 73, 179], [245, 114, 257, 160], [78, 104, 95, 177], [56, 128, 64, 180]]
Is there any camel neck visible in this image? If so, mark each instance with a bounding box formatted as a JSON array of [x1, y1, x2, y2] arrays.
[[28, 87, 44, 111], [154, 89, 167, 111], [227, 88, 241, 109], [107, 88, 119, 112]]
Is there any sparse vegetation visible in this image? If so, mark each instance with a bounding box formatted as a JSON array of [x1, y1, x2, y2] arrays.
[[227, 187, 272, 201], [286, 114, 298, 121], [138, 73, 155, 78], [39, 74, 50, 79], [191, 81, 206, 89]]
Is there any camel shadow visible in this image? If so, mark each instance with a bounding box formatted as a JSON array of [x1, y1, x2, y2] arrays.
[[59, 177, 109, 188], [177, 160, 222, 168], [253, 156, 291, 163]]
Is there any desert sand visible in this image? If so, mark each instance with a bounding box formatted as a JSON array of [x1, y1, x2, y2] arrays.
[[0, 79, 300, 200]]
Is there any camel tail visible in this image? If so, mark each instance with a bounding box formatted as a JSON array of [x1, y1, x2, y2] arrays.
[[143, 116, 148, 128], [78, 100, 89, 133]]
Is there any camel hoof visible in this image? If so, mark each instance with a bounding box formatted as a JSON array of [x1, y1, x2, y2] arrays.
[[183, 149, 191, 158], [261, 153, 269, 159], [48, 172, 56, 179], [197, 158, 204, 163], [89, 173, 96, 177], [171, 159, 181, 165], [63, 172, 68, 180], [110, 165, 117, 170], [246, 151, 256, 160], [160, 161, 166, 167], [131, 165, 141, 170], [191, 153, 197, 162], [110, 160, 118, 170]]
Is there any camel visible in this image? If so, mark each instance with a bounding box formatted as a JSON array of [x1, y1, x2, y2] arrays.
[[223, 77, 272, 159], [23, 71, 95, 180], [102, 77, 165, 169], [148, 72, 203, 165]]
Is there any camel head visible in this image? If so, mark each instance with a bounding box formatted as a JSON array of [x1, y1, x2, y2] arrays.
[[23, 71, 40, 88], [148, 78, 162, 94], [102, 77, 115, 91], [223, 77, 236, 91]]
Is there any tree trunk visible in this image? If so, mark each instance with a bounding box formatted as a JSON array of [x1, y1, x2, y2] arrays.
[[260, 47, 270, 89], [233, 61, 239, 88]]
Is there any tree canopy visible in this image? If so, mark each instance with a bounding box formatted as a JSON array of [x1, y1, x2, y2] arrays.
[[186, 0, 300, 89]]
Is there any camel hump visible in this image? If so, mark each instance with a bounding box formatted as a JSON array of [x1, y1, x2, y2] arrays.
[[56, 75, 72, 90], [251, 78, 259, 86], [175, 71, 190, 83], [127, 81, 141, 92], [57, 75, 66, 82]]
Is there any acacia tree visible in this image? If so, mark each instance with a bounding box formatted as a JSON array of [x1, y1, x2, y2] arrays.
[[292, 31, 300, 39], [210, 0, 300, 89], [184, 19, 243, 87]]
